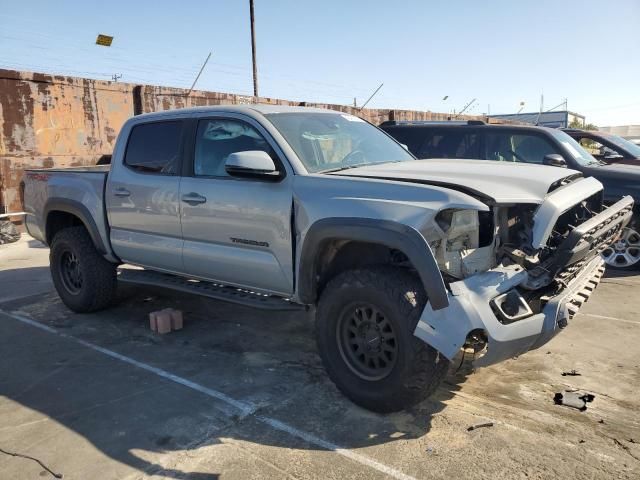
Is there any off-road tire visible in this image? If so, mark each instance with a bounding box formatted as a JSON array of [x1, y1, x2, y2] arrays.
[[50, 226, 117, 312], [316, 266, 449, 413]]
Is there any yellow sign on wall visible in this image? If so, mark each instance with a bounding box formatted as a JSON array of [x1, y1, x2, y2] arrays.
[[95, 34, 114, 47]]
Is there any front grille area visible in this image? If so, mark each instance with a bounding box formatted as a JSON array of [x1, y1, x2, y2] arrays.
[[565, 263, 606, 319], [546, 197, 634, 284], [547, 191, 603, 250], [556, 257, 587, 285], [580, 202, 633, 251]]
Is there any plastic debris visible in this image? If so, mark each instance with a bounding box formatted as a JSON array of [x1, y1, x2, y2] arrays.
[[553, 392, 595, 411], [0, 220, 21, 245]]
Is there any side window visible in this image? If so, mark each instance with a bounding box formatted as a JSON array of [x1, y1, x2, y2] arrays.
[[577, 136, 621, 160], [194, 119, 274, 177], [124, 121, 182, 174], [417, 130, 479, 159], [382, 127, 425, 155], [485, 132, 557, 164], [512, 134, 556, 163]]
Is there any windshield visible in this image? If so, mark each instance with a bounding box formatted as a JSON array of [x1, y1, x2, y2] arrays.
[[605, 134, 640, 157], [547, 129, 600, 166], [265, 112, 415, 173]]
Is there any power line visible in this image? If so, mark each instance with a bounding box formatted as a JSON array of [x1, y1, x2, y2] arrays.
[[0, 25, 376, 96]]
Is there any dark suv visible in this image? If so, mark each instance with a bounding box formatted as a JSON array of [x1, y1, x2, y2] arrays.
[[381, 120, 640, 270], [562, 128, 640, 165]]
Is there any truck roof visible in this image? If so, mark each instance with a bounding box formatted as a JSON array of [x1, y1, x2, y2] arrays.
[[380, 121, 557, 133], [133, 104, 339, 120]]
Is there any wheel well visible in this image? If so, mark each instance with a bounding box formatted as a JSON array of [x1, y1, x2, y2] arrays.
[[46, 211, 86, 245], [315, 240, 417, 299]]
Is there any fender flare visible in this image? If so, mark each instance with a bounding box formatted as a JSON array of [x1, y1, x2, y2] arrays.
[[43, 198, 108, 255], [297, 218, 449, 310]]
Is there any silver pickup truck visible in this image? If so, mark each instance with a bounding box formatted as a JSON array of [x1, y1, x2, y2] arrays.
[[23, 105, 633, 412]]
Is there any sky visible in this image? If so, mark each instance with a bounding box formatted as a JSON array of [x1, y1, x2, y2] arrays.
[[1, 0, 639, 126]]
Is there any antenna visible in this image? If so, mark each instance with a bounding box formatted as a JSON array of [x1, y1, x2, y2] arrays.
[[545, 98, 568, 113], [359, 83, 384, 110], [186, 52, 212, 97], [456, 98, 477, 118]]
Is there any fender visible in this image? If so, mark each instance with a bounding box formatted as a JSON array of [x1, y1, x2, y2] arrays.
[[44, 198, 108, 255], [297, 217, 449, 310]]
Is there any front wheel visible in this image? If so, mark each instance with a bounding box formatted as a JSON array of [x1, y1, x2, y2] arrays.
[[602, 226, 640, 270], [316, 266, 449, 413], [50, 226, 117, 312]]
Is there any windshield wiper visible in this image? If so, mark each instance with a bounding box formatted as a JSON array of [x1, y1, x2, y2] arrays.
[[319, 164, 367, 174], [319, 159, 403, 174]]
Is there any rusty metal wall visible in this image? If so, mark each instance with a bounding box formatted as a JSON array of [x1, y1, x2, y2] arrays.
[[0, 68, 495, 214], [0, 69, 133, 213]]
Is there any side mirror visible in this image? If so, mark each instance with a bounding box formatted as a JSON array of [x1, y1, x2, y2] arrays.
[[543, 154, 567, 168], [225, 151, 281, 180]]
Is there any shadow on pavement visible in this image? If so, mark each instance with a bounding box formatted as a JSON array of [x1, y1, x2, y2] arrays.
[[0, 276, 464, 478]]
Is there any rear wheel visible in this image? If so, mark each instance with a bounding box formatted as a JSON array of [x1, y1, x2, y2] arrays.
[[50, 226, 117, 312], [602, 226, 640, 270], [316, 266, 449, 413]]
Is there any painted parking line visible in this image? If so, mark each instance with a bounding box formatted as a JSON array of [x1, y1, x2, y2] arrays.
[[577, 312, 640, 325], [0, 290, 55, 307], [0, 309, 417, 480]]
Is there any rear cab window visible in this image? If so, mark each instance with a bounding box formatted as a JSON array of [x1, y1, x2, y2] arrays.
[[124, 121, 183, 174], [383, 127, 480, 159], [416, 128, 480, 159]]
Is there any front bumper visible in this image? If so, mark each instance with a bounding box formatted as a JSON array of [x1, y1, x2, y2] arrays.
[[414, 195, 634, 368], [414, 255, 605, 367]]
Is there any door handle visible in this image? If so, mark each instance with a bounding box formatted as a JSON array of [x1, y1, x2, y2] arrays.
[[181, 193, 207, 206], [114, 188, 130, 197]]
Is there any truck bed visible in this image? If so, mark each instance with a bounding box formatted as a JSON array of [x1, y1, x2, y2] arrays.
[[23, 166, 111, 251]]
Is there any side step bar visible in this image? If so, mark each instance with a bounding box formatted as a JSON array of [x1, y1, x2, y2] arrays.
[[118, 269, 304, 311]]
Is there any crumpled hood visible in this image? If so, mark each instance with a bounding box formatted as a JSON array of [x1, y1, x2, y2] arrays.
[[330, 159, 580, 204]]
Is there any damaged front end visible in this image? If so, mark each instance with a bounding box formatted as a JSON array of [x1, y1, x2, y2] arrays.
[[416, 176, 634, 367]]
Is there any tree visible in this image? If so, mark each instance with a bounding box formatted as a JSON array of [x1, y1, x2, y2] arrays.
[[569, 118, 597, 130]]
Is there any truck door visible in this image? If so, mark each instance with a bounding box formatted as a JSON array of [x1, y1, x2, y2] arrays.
[[106, 120, 185, 273], [179, 116, 294, 295]]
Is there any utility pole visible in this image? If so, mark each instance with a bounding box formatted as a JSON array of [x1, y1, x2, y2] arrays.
[[535, 93, 544, 125], [111, 73, 122, 82], [249, 0, 259, 98], [186, 52, 212, 97]]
